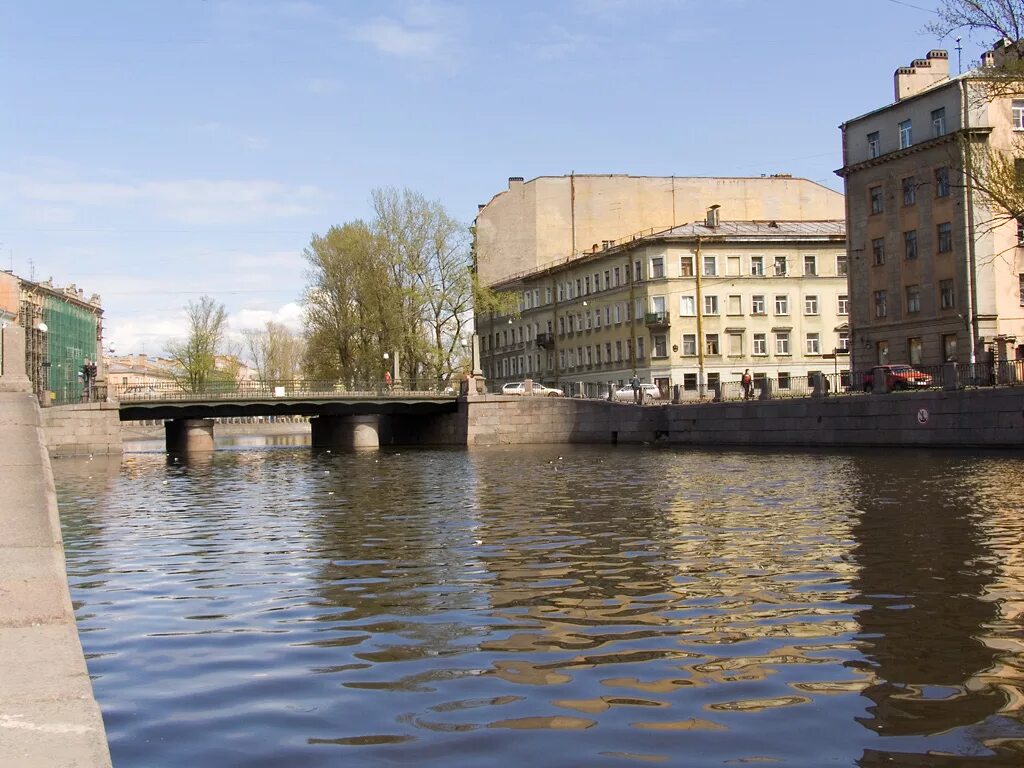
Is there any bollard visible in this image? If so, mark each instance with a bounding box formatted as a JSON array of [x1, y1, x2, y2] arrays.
[[712, 382, 722, 403], [943, 362, 959, 391], [759, 378, 773, 400], [811, 372, 824, 398]]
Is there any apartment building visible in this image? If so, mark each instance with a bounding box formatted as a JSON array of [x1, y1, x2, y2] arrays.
[[479, 209, 848, 398], [837, 44, 1024, 371]]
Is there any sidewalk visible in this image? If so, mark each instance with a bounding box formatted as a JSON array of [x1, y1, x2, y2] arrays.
[[0, 392, 112, 768]]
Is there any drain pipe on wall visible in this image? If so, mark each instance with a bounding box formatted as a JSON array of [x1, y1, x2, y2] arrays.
[[960, 78, 980, 364]]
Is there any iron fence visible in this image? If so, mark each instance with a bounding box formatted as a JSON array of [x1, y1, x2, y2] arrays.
[[112, 379, 458, 402]]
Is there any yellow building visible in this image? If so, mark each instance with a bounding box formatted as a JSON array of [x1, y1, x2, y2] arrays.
[[474, 175, 848, 397], [837, 44, 1024, 370]]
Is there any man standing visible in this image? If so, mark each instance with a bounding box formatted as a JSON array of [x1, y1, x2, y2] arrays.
[[630, 374, 641, 404], [741, 369, 753, 400]]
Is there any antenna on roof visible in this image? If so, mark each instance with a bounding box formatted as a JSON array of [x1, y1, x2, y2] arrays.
[[955, 37, 962, 74]]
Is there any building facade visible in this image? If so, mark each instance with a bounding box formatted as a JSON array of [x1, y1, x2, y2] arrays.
[[837, 45, 1024, 372], [479, 213, 849, 398], [474, 174, 845, 288]]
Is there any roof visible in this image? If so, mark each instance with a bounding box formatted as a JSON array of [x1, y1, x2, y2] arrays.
[[661, 220, 846, 239]]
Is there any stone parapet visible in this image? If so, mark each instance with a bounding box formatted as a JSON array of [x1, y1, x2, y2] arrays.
[[39, 403, 123, 457]]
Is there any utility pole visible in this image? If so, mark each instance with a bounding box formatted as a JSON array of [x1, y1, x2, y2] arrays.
[[695, 236, 706, 399]]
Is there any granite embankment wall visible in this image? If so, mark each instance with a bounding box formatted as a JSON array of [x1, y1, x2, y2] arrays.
[[0, 392, 112, 768], [443, 388, 1024, 448], [39, 403, 122, 457]]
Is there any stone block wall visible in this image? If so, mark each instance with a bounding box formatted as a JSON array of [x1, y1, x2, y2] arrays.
[[39, 403, 123, 457]]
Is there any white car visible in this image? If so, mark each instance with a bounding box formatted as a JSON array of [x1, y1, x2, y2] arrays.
[[612, 383, 663, 403], [501, 381, 564, 397]]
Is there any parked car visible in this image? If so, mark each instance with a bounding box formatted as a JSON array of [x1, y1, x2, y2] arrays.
[[612, 383, 664, 403], [862, 364, 933, 392], [500, 381, 564, 397]]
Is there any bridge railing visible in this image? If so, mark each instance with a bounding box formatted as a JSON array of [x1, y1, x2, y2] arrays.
[[112, 379, 458, 402]]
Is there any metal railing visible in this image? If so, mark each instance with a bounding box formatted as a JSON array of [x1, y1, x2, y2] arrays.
[[112, 379, 459, 402]]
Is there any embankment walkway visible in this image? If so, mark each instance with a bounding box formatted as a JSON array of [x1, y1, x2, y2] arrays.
[[0, 392, 111, 768]]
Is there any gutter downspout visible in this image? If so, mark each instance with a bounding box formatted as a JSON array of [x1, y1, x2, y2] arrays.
[[960, 79, 979, 364], [695, 236, 706, 399]]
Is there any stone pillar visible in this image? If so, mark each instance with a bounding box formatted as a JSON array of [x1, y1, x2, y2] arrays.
[[943, 361, 960, 391], [759, 378, 773, 400], [811, 372, 825, 398], [166, 418, 215, 453], [873, 369, 889, 394], [311, 414, 381, 450], [0, 324, 31, 393], [712, 382, 722, 402], [471, 333, 483, 377]]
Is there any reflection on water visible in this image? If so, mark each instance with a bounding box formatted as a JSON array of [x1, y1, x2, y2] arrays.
[[53, 446, 1024, 767]]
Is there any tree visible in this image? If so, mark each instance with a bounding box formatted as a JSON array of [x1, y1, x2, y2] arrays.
[[243, 321, 305, 382], [166, 295, 230, 392], [929, 2, 1024, 99], [302, 190, 474, 388]]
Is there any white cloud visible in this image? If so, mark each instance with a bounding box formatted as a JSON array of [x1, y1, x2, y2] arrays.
[[349, 1, 459, 60], [229, 301, 304, 333]]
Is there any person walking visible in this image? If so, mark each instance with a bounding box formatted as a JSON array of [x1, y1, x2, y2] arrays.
[[741, 369, 753, 400], [384, 370, 392, 391], [630, 374, 641, 404]]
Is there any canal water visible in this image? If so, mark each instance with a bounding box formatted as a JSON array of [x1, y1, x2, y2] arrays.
[[53, 444, 1024, 767]]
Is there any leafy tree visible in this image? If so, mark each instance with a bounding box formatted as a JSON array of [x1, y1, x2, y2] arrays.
[[166, 295, 230, 392]]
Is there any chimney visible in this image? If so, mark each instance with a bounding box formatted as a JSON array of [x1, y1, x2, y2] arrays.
[[508, 176, 524, 190], [894, 49, 949, 101], [705, 205, 721, 229]]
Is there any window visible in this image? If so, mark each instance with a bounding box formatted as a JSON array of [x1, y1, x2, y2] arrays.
[[751, 256, 764, 276], [653, 334, 667, 358], [806, 333, 821, 355], [902, 177, 916, 206], [872, 237, 885, 265], [615, 340, 622, 362], [775, 295, 789, 314], [867, 131, 880, 158], [906, 284, 920, 314], [804, 254, 817, 275], [774, 256, 787, 276], [603, 270, 610, 290], [940, 279, 955, 309], [683, 373, 698, 391], [679, 295, 696, 316], [585, 276, 591, 294], [682, 334, 697, 356], [778, 372, 791, 390], [604, 307, 611, 325], [935, 166, 950, 197], [904, 229, 917, 260], [613, 267, 621, 286], [837, 255, 848, 276], [753, 333, 767, 355], [751, 295, 766, 314], [635, 298, 644, 320], [1018, 218, 1024, 244], [651, 295, 666, 315], [937, 221, 952, 253], [870, 186, 884, 214], [804, 295, 819, 315], [613, 304, 622, 324], [1014, 100, 1024, 130], [636, 337, 645, 360], [651, 256, 665, 279], [943, 333, 958, 361], [838, 294, 849, 315], [604, 342, 611, 361], [899, 119, 912, 148], [1020, 273, 1024, 305], [705, 333, 720, 356], [633, 261, 641, 282], [594, 308, 601, 328], [775, 332, 790, 355], [704, 295, 719, 315], [727, 256, 741, 276], [727, 294, 742, 315], [931, 107, 946, 137], [874, 289, 887, 318], [728, 332, 743, 355], [908, 336, 923, 365], [559, 316, 565, 335], [575, 279, 582, 296], [703, 255, 717, 276], [838, 331, 850, 351], [680, 256, 694, 276]]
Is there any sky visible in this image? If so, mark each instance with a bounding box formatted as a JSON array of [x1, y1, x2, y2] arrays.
[[0, 0, 993, 357]]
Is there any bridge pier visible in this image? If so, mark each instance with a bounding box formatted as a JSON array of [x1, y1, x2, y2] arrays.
[[311, 414, 381, 450], [165, 418, 215, 453]]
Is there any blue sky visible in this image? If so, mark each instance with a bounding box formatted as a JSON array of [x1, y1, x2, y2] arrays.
[[0, 0, 990, 355]]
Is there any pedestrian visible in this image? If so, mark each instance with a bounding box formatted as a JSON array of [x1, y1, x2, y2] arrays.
[[741, 369, 753, 400], [630, 374, 641, 404], [384, 370, 392, 390]]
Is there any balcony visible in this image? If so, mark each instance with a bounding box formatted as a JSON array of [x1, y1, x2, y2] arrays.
[[644, 311, 670, 330], [536, 332, 554, 349]]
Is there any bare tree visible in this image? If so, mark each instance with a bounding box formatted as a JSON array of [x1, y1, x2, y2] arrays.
[[165, 295, 229, 392], [243, 321, 306, 382]]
